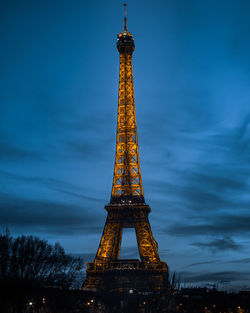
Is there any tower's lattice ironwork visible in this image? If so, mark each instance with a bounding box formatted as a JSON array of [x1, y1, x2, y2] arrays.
[[83, 4, 170, 293], [111, 37, 144, 202]]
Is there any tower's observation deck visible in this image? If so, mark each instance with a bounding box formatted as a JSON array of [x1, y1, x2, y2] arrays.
[[117, 30, 135, 53]]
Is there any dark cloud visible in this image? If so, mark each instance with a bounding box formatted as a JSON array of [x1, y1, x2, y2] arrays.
[[228, 258, 250, 264], [149, 116, 250, 250], [0, 139, 37, 160], [0, 170, 105, 203], [64, 121, 114, 160], [166, 213, 250, 237], [192, 237, 242, 252], [187, 260, 219, 268], [66, 140, 99, 158], [180, 270, 250, 285], [0, 191, 103, 235], [187, 170, 248, 195]]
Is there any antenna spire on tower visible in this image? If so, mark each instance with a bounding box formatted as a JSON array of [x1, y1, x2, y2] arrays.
[[123, 3, 127, 31]]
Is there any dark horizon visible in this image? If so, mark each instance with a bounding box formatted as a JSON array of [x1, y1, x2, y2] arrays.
[[1, 0, 250, 291]]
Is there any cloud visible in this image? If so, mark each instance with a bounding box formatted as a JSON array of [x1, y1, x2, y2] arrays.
[[0, 191, 103, 235], [0, 170, 105, 203], [66, 140, 99, 158], [148, 116, 250, 244], [180, 270, 250, 285], [148, 114, 250, 192], [0, 139, 37, 160], [166, 213, 250, 237], [228, 258, 250, 264], [192, 237, 242, 252], [187, 260, 219, 268]]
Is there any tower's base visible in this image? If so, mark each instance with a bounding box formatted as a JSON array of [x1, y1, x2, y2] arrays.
[[83, 260, 170, 293]]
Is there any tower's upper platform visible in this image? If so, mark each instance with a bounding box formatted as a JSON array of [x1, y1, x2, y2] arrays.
[[117, 4, 135, 54], [117, 31, 135, 54]]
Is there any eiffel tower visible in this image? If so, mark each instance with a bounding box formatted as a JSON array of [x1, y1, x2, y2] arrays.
[[83, 4, 170, 293]]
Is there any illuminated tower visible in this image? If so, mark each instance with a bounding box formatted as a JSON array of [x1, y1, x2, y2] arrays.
[[83, 4, 170, 292]]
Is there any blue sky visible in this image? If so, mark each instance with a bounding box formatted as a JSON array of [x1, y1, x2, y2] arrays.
[[1, 0, 250, 290]]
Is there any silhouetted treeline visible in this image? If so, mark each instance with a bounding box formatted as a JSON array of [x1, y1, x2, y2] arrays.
[[0, 230, 84, 288]]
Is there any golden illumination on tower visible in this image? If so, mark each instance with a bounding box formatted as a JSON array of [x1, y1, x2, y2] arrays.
[[83, 4, 170, 292], [111, 4, 144, 203]]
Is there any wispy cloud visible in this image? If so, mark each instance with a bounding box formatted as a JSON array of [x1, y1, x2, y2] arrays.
[[0, 138, 38, 160], [0, 191, 103, 235], [192, 237, 242, 252], [180, 270, 250, 285], [228, 258, 250, 264]]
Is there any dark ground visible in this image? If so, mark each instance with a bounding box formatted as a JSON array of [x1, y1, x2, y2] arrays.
[[1, 281, 250, 313]]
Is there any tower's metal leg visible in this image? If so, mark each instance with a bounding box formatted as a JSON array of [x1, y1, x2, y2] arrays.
[[135, 215, 160, 263], [95, 213, 122, 262]]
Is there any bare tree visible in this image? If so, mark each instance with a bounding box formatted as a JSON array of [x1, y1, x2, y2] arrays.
[[0, 228, 11, 280], [0, 231, 84, 289]]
